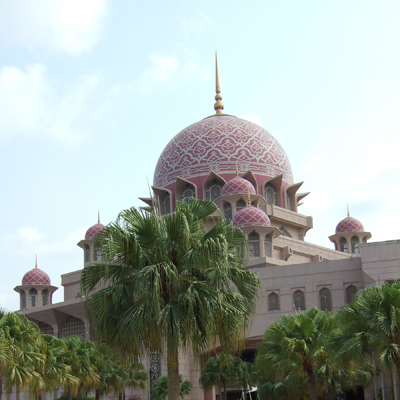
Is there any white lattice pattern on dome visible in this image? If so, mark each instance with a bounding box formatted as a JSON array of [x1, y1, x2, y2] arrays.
[[153, 115, 293, 188], [335, 217, 364, 233], [22, 268, 51, 285], [221, 177, 256, 196], [85, 223, 105, 240], [232, 207, 271, 227]]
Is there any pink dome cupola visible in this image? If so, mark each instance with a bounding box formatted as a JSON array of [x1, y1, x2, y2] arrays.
[[233, 206, 271, 228], [85, 212, 105, 240], [329, 206, 371, 255], [221, 177, 256, 197], [22, 266, 51, 286]]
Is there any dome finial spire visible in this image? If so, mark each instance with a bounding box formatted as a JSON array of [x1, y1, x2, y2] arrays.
[[236, 161, 239, 177], [248, 189, 251, 207], [98, 210, 100, 224], [214, 52, 224, 114], [35, 254, 37, 268], [347, 203, 350, 217]]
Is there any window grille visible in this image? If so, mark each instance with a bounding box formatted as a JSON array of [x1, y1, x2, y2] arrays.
[[340, 237, 348, 253], [150, 351, 162, 387], [236, 199, 246, 212], [20, 291, 26, 309], [248, 231, 260, 257], [179, 184, 196, 201], [161, 194, 171, 215], [84, 245, 90, 262], [265, 183, 278, 205], [60, 316, 86, 339], [346, 285, 358, 304], [293, 290, 306, 310], [264, 235, 272, 257], [205, 180, 223, 201], [38, 322, 54, 336], [29, 288, 38, 308], [351, 236, 360, 254], [224, 203, 232, 220], [41, 289, 49, 306], [268, 292, 280, 311], [319, 287, 332, 311]]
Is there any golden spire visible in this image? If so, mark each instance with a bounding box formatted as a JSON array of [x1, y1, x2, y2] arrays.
[[35, 254, 37, 268], [347, 203, 350, 217], [214, 52, 224, 114], [247, 189, 251, 207], [236, 161, 239, 177], [98, 210, 100, 224]]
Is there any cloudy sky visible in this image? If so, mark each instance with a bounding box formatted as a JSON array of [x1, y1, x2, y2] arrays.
[[1, 0, 399, 311]]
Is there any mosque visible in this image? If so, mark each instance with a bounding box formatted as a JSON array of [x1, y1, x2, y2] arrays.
[[12, 56, 400, 400]]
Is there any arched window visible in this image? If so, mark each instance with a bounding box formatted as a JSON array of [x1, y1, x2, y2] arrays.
[[179, 184, 196, 202], [224, 203, 232, 220], [38, 322, 54, 336], [293, 290, 306, 310], [351, 236, 360, 254], [264, 235, 272, 257], [60, 316, 86, 339], [161, 194, 171, 215], [41, 289, 49, 306], [236, 199, 246, 212], [248, 231, 260, 258], [29, 288, 38, 308], [286, 194, 292, 211], [268, 292, 280, 311], [319, 287, 332, 311], [340, 237, 348, 253], [84, 245, 90, 262], [94, 246, 101, 261], [205, 180, 224, 202], [20, 290, 26, 309], [264, 183, 278, 205], [346, 285, 358, 304]]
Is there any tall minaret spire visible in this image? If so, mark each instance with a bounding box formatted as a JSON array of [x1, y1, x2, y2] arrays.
[[347, 203, 350, 217], [98, 210, 100, 224], [35, 254, 37, 268], [214, 52, 224, 114]]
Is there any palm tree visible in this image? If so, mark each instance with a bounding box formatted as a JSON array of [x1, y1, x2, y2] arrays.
[[330, 282, 400, 400], [81, 200, 260, 400], [255, 308, 335, 400]]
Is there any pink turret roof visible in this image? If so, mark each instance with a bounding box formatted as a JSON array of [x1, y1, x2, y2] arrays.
[[335, 216, 364, 233], [232, 206, 271, 228], [221, 177, 256, 196], [22, 267, 51, 285]]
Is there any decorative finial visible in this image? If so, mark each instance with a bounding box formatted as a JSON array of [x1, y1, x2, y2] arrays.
[[98, 210, 100, 224], [35, 254, 37, 268], [236, 161, 239, 177], [214, 52, 224, 114], [347, 203, 350, 217], [247, 189, 251, 207]]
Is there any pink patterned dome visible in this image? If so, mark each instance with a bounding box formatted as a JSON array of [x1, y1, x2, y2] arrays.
[[85, 223, 105, 240], [153, 115, 293, 198], [221, 177, 256, 196], [335, 217, 364, 234], [22, 268, 51, 285], [232, 206, 271, 228]]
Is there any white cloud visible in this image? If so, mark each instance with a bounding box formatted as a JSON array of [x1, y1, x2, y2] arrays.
[[0, 64, 100, 145], [241, 113, 262, 126], [302, 154, 323, 172], [181, 12, 213, 38], [0, 0, 109, 54]]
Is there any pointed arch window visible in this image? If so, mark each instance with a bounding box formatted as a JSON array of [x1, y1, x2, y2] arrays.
[[29, 288, 38, 308], [20, 290, 26, 309], [351, 236, 360, 254], [264, 235, 272, 257], [84, 244, 90, 262], [265, 183, 278, 205], [346, 285, 358, 304], [179, 184, 196, 202], [268, 292, 280, 311], [340, 237, 348, 253], [319, 287, 332, 311], [248, 231, 260, 258], [224, 203, 232, 220], [161, 194, 171, 215], [236, 199, 246, 212], [94, 246, 102, 261], [41, 289, 49, 306], [293, 290, 306, 310], [205, 180, 223, 202], [286, 194, 292, 211]]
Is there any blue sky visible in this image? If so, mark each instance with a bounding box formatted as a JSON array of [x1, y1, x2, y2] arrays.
[[1, 0, 399, 311]]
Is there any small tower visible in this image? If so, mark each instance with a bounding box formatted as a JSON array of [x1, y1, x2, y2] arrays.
[[77, 212, 105, 267], [329, 207, 371, 254], [14, 256, 58, 310]]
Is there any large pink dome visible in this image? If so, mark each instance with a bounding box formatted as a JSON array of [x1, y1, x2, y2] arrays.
[[336, 217, 364, 233], [233, 206, 271, 228], [85, 223, 105, 240], [221, 177, 256, 196], [153, 115, 293, 196], [22, 268, 51, 285]]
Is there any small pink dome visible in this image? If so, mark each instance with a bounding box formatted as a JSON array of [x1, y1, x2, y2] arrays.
[[85, 223, 105, 240], [233, 206, 271, 228], [221, 177, 256, 196], [335, 217, 364, 234], [22, 268, 51, 285]]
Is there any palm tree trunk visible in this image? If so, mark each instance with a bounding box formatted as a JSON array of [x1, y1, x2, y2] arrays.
[[394, 363, 400, 400], [95, 389, 100, 400], [67, 388, 73, 400], [307, 366, 318, 400], [167, 343, 180, 400], [0, 374, 2, 400], [223, 381, 227, 400], [118, 392, 122, 400]]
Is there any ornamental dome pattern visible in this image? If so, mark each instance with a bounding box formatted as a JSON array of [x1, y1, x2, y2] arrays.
[[232, 206, 271, 228], [335, 217, 364, 234], [22, 268, 51, 285], [153, 115, 293, 189], [85, 223, 105, 240], [221, 177, 256, 196]]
